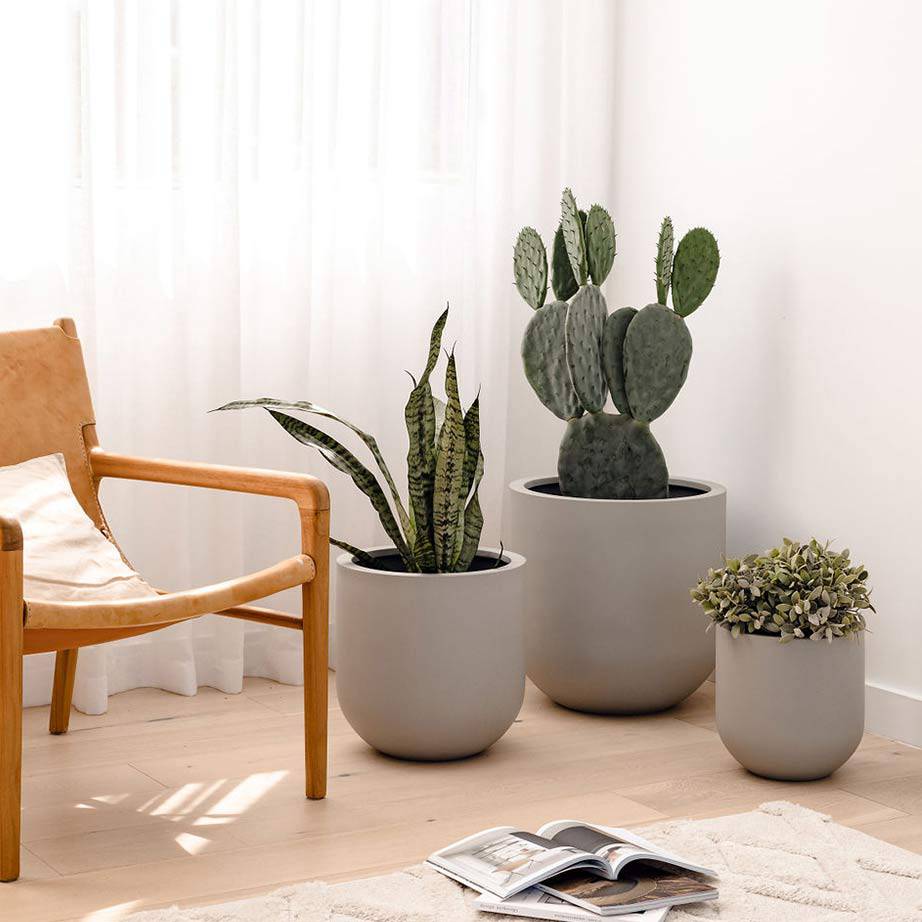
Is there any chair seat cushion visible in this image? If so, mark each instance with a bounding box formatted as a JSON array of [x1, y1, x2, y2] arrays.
[[0, 453, 157, 602]]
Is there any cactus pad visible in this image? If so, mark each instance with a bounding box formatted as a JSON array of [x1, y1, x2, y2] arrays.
[[671, 227, 719, 317], [522, 300, 584, 421], [551, 223, 579, 301], [565, 285, 607, 413], [585, 204, 616, 286], [513, 227, 548, 310], [560, 188, 588, 285], [601, 307, 637, 415], [655, 216, 674, 305], [558, 412, 668, 499], [623, 304, 692, 423]]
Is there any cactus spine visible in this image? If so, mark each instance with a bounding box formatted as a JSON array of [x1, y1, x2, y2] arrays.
[[514, 189, 720, 499]]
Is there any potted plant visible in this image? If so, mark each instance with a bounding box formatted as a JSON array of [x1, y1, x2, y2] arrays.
[[507, 188, 725, 714], [215, 307, 526, 761], [692, 538, 873, 780]]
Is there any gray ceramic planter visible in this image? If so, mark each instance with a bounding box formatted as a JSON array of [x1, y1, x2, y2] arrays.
[[716, 629, 865, 780], [507, 477, 725, 714], [334, 547, 526, 761]]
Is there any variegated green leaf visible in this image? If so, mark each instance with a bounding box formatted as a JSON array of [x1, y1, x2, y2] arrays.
[[404, 307, 448, 572], [459, 393, 481, 505], [454, 450, 484, 573], [330, 538, 378, 569], [433, 396, 447, 445], [452, 392, 483, 567], [433, 353, 466, 571], [266, 410, 416, 569], [213, 397, 413, 547]]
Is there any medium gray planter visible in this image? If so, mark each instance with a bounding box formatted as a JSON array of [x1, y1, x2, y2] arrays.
[[716, 629, 865, 780], [334, 547, 526, 761], [507, 477, 725, 714]]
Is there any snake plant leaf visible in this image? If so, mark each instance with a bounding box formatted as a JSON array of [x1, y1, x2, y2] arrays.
[[433, 352, 466, 571], [404, 307, 449, 572], [433, 396, 447, 445], [560, 188, 588, 285], [452, 392, 484, 571], [458, 392, 481, 507], [213, 397, 413, 547], [454, 452, 484, 573], [266, 410, 416, 569], [330, 538, 378, 569]]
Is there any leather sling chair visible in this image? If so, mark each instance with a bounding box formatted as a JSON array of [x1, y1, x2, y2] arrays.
[[0, 318, 329, 882]]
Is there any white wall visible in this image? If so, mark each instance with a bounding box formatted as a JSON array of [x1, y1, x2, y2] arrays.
[[503, 0, 922, 743]]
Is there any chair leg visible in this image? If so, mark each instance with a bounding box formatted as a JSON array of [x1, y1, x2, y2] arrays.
[[300, 508, 329, 800], [50, 649, 78, 735], [0, 521, 23, 882]]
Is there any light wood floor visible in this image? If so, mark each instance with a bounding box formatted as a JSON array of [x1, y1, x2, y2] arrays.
[[3, 675, 922, 921]]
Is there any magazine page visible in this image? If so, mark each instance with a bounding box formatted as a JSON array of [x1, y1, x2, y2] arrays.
[[427, 826, 609, 899], [538, 820, 714, 878], [474, 888, 668, 922], [537, 866, 718, 916]]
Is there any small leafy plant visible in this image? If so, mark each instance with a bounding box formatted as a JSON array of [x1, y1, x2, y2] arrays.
[[213, 307, 486, 573], [691, 538, 874, 643]]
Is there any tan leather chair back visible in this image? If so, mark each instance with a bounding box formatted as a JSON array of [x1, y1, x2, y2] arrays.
[[0, 318, 104, 527]]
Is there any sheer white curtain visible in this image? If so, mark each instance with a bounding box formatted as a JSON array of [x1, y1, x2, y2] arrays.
[[0, 0, 619, 713]]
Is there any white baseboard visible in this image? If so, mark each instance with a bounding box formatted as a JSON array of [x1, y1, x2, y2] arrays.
[[866, 682, 922, 748]]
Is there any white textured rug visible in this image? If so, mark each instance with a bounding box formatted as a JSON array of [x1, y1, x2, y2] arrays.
[[128, 802, 922, 921]]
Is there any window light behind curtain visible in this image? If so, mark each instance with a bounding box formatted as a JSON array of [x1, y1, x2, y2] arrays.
[[0, 0, 619, 713]]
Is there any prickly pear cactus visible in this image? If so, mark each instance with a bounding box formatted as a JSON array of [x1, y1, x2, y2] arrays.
[[655, 217, 674, 305], [558, 413, 668, 499], [560, 188, 588, 286], [623, 304, 692, 423], [601, 307, 636, 415], [513, 190, 720, 500], [522, 301, 583, 421], [551, 224, 579, 301], [565, 285, 607, 413], [514, 227, 547, 311], [585, 204, 616, 286], [671, 228, 719, 317]]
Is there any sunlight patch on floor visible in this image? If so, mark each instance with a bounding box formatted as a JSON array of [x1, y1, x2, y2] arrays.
[[205, 771, 288, 818], [174, 832, 212, 856], [82, 901, 141, 921]]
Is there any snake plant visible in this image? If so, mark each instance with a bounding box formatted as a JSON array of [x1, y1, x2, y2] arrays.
[[212, 307, 486, 573]]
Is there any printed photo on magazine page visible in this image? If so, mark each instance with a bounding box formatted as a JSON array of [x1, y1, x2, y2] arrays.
[[538, 865, 718, 916], [536, 820, 712, 878], [427, 827, 607, 899]]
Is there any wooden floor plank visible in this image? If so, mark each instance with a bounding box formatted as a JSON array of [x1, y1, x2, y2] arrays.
[[0, 675, 920, 922]]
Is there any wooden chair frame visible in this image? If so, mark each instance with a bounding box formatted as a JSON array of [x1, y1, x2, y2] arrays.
[[0, 320, 330, 882]]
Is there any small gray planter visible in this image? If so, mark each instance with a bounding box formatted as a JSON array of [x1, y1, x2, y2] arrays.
[[716, 629, 865, 780], [334, 547, 526, 761], [507, 477, 725, 714]]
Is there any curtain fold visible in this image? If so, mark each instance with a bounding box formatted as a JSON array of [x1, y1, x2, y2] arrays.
[[0, 0, 620, 714]]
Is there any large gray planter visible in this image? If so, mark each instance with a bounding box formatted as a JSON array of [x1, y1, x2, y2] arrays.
[[334, 547, 526, 761], [507, 477, 725, 714], [716, 629, 865, 780]]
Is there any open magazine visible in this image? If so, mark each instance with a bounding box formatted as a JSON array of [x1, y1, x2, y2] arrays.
[[427, 820, 717, 916], [473, 888, 668, 922]]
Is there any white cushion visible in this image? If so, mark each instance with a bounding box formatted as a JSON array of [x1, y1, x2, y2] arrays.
[[0, 453, 156, 602]]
